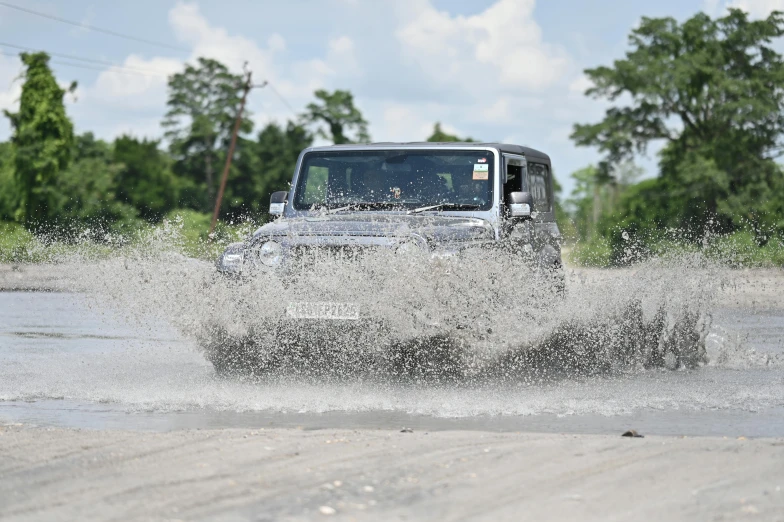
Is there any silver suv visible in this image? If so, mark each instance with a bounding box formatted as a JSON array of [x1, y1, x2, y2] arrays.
[[217, 142, 563, 277]]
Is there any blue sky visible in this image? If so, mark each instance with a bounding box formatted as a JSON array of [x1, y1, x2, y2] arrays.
[[0, 0, 778, 196]]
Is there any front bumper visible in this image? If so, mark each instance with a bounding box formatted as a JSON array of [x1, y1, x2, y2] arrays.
[[216, 237, 502, 276]]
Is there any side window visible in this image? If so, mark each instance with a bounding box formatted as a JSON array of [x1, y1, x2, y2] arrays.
[[528, 163, 551, 213], [503, 157, 523, 201]]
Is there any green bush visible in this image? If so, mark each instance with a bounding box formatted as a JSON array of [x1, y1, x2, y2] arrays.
[[566, 228, 784, 268], [159, 210, 258, 260], [0, 221, 37, 263], [567, 236, 613, 267], [705, 230, 784, 267], [0, 214, 261, 265], [646, 237, 701, 259]]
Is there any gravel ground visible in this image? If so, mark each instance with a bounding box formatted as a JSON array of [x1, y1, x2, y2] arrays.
[[1, 424, 783, 522], [0, 264, 76, 292]]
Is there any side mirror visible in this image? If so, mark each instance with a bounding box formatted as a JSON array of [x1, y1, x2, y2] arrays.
[[269, 191, 288, 216], [507, 191, 533, 219]]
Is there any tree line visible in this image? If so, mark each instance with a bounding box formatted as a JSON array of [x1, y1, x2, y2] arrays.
[[2, 8, 783, 265], [0, 53, 464, 237], [0, 54, 371, 235], [565, 8, 784, 265]]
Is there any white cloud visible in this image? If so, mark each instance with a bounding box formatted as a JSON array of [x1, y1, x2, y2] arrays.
[[169, 2, 280, 75], [378, 101, 489, 143], [3, 0, 606, 194], [395, 0, 568, 94], [6, 0, 577, 146], [703, 0, 721, 14], [482, 97, 513, 123], [87, 56, 181, 109], [0, 54, 22, 122], [267, 34, 286, 53], [327, 36, 360, 77], [136, 3, 361, 134], [329, 35, 354, 56], [64, 1, 355, 140], [381, 104, 434, 141], [569, 74, 593, 95], [66, 54, 180, 138]]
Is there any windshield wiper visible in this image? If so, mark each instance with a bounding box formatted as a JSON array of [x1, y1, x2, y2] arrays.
[[325, 204, 354, 214], [324, 202, 402, 214], [407, 203, 481, 214]]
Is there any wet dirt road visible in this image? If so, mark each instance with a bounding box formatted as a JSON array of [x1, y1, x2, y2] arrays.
[[2, 424, 783, 522], [0, 267, 782, 437], [0, 264, 783, 520]]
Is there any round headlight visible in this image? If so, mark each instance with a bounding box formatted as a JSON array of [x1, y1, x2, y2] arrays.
[[258, 241, 283, 266]]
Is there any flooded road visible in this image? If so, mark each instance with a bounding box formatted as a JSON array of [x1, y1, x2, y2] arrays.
[[1, 282, 782, 437], [2, 263, 784, 521]]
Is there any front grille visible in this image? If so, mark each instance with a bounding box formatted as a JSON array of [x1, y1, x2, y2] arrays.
[[289, 244, 383, 267]]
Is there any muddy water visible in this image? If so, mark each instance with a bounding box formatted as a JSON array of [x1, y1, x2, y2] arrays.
[[1, 281, 782, 436]]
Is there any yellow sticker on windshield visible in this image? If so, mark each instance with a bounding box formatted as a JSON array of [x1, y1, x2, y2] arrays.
[[473, 164, 489, 180]]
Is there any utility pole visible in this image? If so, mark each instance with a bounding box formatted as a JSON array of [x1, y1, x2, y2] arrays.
[[209, 63, 267, 238]]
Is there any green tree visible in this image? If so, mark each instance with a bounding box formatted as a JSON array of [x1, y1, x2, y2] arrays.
[[566, 165, 602, 240], [113, 135, 178, 222], [227, 121, 312, 219], [162, 57, 250, 212], [566, 162, 643, 241], [0, 142, 16, 221], [3, 52, 75, 226], [51, 133, 138, 233], [571, 9, 784, 239], [302, 89, 369, 144], [426, 122, 475, 142]]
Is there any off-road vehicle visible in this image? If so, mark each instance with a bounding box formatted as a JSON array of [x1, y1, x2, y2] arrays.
[[218, 142, 562, 281], [211, 143, 563, 376]]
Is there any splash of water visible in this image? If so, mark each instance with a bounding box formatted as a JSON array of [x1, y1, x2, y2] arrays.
[[4, 229, 783, 428], [50, 226, 725, 383]]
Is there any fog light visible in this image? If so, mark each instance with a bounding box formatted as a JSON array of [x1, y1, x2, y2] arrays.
[[219, 252, 244, 272], [395, 240, 427, 256]]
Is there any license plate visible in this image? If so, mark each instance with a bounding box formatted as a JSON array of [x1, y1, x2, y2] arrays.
[[286, 302, 360, 320]]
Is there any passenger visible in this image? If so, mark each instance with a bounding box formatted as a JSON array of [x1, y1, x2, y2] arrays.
[[463, 180, 486, 200], [454, 167, 487, 202]]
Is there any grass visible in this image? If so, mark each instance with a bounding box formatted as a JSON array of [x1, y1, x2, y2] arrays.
[[566, 236, 613, 267], [566, 230, 784, 268], [0, 222, 37, 263], [156, 209, 258, 259], [704, 230, 784, 267], [0, 213, 260, 264], [3, 217, 783, 269]]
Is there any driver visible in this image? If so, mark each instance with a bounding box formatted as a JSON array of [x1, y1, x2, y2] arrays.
[[360, 169, 391, 199], [405, 166, 449, 201]]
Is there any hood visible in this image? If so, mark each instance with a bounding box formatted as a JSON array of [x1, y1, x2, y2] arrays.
[[252, 214, 494, 245]]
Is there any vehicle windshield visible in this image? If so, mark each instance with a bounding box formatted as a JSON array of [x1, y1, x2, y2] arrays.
[[293, 149, 494, 212]]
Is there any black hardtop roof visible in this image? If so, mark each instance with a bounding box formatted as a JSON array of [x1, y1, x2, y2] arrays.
[[318, 142, 551, 162]]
